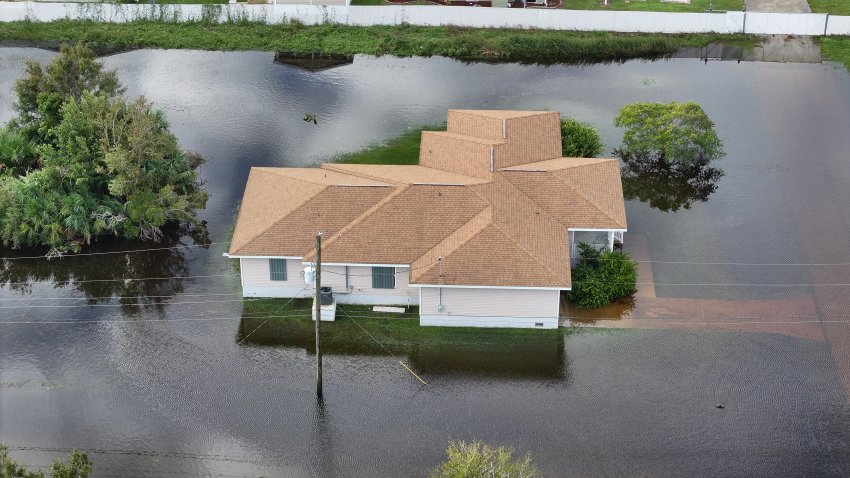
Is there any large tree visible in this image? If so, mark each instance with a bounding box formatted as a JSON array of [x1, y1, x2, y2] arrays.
[[0, 44, 206, 254], [614, 101, 724, 165]]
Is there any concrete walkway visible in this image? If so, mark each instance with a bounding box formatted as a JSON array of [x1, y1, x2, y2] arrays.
[[746, 0, 811, 13]]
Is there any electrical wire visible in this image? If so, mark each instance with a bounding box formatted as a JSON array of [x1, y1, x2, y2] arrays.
[[237, 286, 310, 344], [0, 241, 229, 261], [1, 273, 240, 287], [0, 297, 269, 309], [0, 291, 244, 301], [336, 305, 427, 385]]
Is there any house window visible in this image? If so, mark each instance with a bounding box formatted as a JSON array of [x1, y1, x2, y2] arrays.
[[372, 267, 396, 289], [269, 259, 287, 281]]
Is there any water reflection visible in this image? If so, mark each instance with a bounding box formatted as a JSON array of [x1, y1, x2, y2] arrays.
[[0, 224, 209, 314], [620, 152, 724, 212], [238, 312, 567, 380], [273, 52, 354, 72]]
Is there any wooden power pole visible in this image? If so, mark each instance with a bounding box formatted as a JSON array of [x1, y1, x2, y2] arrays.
[[315, 232, 323, 398]]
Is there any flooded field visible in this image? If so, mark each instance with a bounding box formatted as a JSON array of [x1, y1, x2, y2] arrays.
[[1, 49, 850, 476]]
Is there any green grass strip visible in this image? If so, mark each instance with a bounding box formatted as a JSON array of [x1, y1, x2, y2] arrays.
[[808, 0, 850, 15], [818, 37, 850, 70], [0, 20, 759, 64], [333, 124, 443, 165]]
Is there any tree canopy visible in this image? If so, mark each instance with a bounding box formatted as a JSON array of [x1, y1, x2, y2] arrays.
[[560, 118, 603, 158], [0, 44, 206, 254], [614, 101, 724, 164]]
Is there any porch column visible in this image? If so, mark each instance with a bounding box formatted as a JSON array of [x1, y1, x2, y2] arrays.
[[608, 231, 614, 252]]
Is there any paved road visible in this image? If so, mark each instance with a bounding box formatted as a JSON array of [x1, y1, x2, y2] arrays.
[[746, 0, 811, 13]]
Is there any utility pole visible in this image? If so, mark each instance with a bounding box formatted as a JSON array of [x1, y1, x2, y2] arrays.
[[315, 232, 323, 398]]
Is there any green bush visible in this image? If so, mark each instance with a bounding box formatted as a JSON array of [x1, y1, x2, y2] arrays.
[[1, 444, 92, 478], [429, 441, 539, 478], [559, 117, 603, 158], [567, 243, 638, 309]]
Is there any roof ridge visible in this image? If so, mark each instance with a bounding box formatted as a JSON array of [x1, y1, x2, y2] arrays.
[[320, 164, 403, 185], [410, 223, 496, 284], [481, 177, 570, 284], [260, 166, 388, 187], [230, 170, 328, 255], [486, 180, 572, 281], [426, 130, 506, 146], [500, 169, 621, 227], [546, 168, 623, 227], [409, 206, 493, 283], [488, 221, 566, 285], [303, 184, 410, 260]]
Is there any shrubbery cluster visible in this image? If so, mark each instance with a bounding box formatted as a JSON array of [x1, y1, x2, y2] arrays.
[[429, 440, 539, 478], [0, 44, 206, 254], [567, 243, 638, 309], [559, 117, 603, 158]]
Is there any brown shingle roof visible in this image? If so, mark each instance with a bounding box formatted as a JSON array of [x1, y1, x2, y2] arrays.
[[229, 109, 626, 289], [228, 168, 391, 256], [321, 164, 486, 185], [412, 226, 570, 288], [231, 186, 394, 257], [306, 184, 490, 264], [501, 158, 627, 229]]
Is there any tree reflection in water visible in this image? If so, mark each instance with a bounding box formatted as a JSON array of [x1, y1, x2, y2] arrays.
[[618, 150, 724, 213], [0, 223, 209, 315]]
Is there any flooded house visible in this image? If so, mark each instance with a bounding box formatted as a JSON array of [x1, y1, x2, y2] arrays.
[[225, 109, 626, 328]]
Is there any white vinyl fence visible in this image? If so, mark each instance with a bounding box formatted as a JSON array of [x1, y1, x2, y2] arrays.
[[1, 2, 850, 36]]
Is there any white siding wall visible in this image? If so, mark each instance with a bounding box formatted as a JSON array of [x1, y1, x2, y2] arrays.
[[317, 265, 417, 306], [241, 258, 310, 298], [239, 258, 417, 306], [419, 287, 560, 329], [8, 3, 847, 36]]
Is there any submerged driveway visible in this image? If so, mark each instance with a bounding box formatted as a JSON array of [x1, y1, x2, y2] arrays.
[[745, 0, 811, 12]]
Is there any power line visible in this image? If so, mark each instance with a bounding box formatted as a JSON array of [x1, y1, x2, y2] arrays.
[[0, 312, 307, 325], [1, 273, 239, 287], [0, 291, 244, 302], [0, 241, 229, 261], [237, 286, 310, 345], [337, 305, 427, 385], [0, 298, 268, 309]]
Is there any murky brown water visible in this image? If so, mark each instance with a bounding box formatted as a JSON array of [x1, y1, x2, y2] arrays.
[[1, 49, 850, 477]]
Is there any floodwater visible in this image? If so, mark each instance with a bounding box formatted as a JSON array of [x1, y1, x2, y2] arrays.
[[2, 49, 850, 477]]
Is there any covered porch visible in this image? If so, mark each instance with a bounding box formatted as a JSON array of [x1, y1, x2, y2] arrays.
[[569, 229, 624, 265]]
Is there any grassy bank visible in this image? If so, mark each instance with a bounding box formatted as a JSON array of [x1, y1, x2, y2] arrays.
[[334, 125, 442, 165], [562, 0, 742, 12], [808, 0, 850, 15], [0, 20, 759, 64], [819, 37, 850, 70]]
